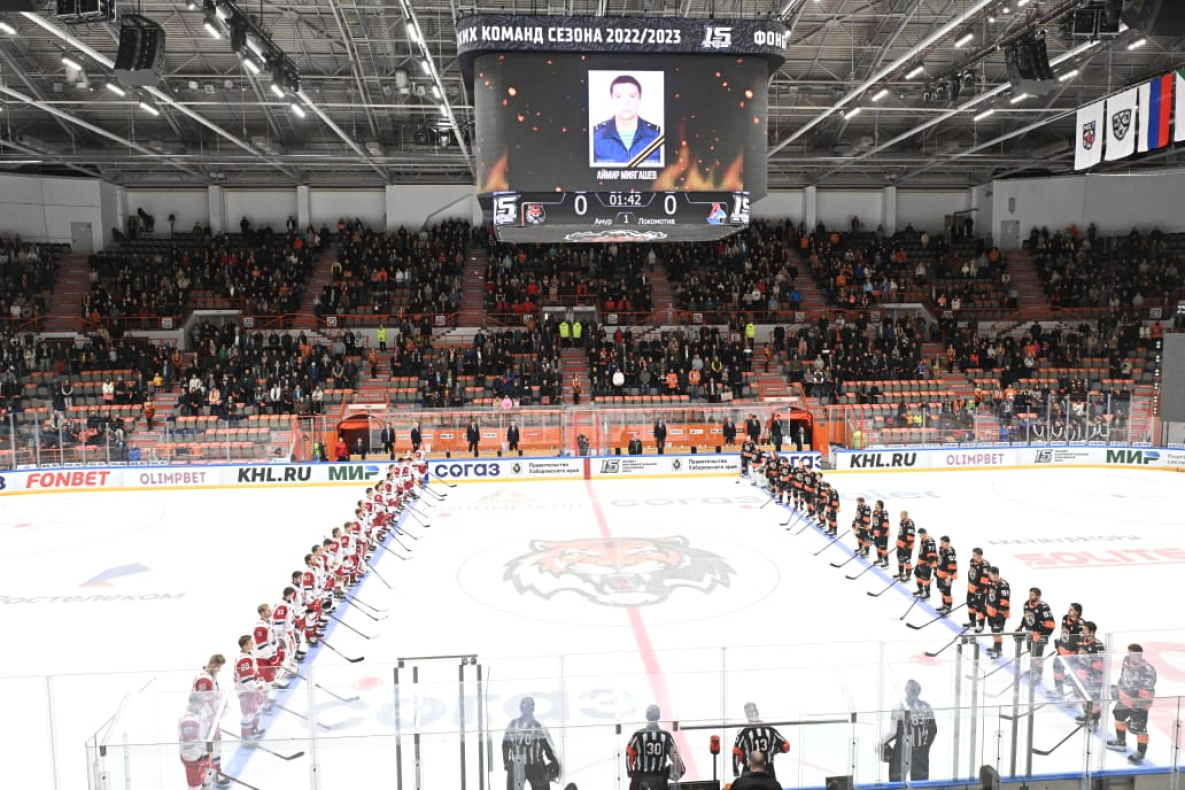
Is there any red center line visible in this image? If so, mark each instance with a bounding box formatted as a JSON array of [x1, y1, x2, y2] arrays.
[[583, 478, 699, 778]]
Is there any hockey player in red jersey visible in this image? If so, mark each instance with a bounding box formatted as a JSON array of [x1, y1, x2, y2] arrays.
[[233, 635, 267, 741], [191, 654, 227, 785], [179, 693, 215, 790], [253, 603, 287, 687], [288, 571, 309, 660], [272, 587, 299, 681]]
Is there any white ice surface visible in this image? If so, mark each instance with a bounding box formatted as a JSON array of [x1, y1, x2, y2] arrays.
[[4, 467, 1185, 790]]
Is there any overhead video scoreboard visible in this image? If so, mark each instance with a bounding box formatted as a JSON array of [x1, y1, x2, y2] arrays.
[[456, 15, 788, 243]]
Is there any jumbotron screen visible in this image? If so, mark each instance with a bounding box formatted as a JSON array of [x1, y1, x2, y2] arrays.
[[473, 52, 769, 199]]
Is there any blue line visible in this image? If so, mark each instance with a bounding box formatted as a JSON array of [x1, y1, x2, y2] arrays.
[[221, 494, 411, 781], [772, 493, 1155, 778]]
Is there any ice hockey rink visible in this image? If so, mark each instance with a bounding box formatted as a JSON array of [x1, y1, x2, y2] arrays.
[[5, 463, 1185, 790]]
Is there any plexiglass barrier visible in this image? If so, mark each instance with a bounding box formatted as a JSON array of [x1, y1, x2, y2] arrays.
[[78, 640, 1185, 790]]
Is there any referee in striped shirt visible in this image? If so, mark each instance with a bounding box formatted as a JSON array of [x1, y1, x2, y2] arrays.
[[626, 705, 685, 790], [503, 697, 562, 790], [733, 702, 790, 780]]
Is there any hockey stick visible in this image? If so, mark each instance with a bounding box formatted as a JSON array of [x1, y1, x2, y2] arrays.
[[345, 599, 388, 621], [390, 532, 413, 552], [418, 483, 447, 500], [347, 594, 387, 614], [925, 627, 971, 658], [867, 577, 902, 597], [291, 673, 362, 703], [217, 771, 265, 790], [792, 517, 817, 536], [830, 553, 860, 568], [373, 541, 409, 562], [329, 611, 376, 640], [219, 728, 306, 760], [275, 702, 333, 730], [759, 495, 776, 510], [898, 596, 922, 620], [907, 602, 966, 630], [1031, 722, 1087, 756], [364, 562, 394, 589], [321, 639, 364, 663], [812, 529, 851, 555], [434, 477, 457, 489], [846, 560, 879, 580], [779, 509, 800, 527], [406, 509, 432, 528]]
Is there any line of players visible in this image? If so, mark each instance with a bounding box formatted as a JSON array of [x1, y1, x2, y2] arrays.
[[739, 444, 1159, 766], [178, 452, 430, 790]]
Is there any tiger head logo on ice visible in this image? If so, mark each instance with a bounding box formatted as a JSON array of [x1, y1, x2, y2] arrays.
[[504, 536, 735, 607]]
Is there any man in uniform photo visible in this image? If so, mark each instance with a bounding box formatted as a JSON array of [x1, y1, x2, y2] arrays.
[[592, 75, 662, 165]]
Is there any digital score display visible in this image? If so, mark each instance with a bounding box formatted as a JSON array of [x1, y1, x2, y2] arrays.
[[489, 190, 749, 243]]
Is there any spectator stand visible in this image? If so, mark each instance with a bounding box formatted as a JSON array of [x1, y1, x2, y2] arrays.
[[312, 220, 469, 329], [85, 227, 319, 333], [0, 235, 65, 331]]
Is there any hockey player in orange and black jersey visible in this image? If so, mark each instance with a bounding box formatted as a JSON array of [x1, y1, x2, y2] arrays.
[[1107, 644, 1158, 764], [1075, 621, 1105, 729], [964, 548, 990, 634], [803, 468, 821, 523], [852, 497, 872, 557], [1019, 587, 1056, 682], [871, 501, 891, 567], [824, 482, 840, 535], [895, 511, 916, 582], [983, 566, 1011, 659], [792, 461, 807, 508], [739, 439, 757, 481], [934, 536, 958, 614], [913, 528, 937, 599], [779, 457, 794, 506], [1052, 603, 1083, 700]]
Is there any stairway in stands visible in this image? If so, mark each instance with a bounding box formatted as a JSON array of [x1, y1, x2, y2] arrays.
[[458, 247, 488, 327], [43, 253, 91, 333], [649, 260, 674, 324], [298, 245, 341, 319], [1005, 249, 1049, 321], [127, 391, 181, 458], [791, 266, 829, 313], [560, 347, 589, 405]]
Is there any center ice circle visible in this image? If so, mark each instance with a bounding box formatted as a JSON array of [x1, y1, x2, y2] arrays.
[[457, 529, 781, 627]]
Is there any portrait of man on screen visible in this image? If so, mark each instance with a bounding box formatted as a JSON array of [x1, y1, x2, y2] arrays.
[[589, 71, 665, 168]]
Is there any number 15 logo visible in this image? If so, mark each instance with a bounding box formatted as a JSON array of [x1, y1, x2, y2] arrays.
[[492, 194, 518, 226], [702, 26, 732, 49]]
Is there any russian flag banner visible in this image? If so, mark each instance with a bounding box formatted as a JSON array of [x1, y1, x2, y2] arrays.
[[1137, 74, 1173, 153]]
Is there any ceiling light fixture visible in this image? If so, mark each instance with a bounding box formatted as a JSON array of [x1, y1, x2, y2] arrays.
[[905, 65, 925, 79], [1127, 38, 1147, 50], [270, 82, 285, 98], [61, 54, 82, 70], [0, 20, 16, 35], [138, 101, 160, 116], [844, 106, 862, 119], [954, 32, 974, 48], [871, 88, 890, 102], [289, 102, 305, 118], [1009, 92, 1029, 104], [974, 108, 995, 121], [242, 57, 260, 75], [1057, 69, 1079, 82], [106, 82, 126, 96], [203, 17, 221, 38]]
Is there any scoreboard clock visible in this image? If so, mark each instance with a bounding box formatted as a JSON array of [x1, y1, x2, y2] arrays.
[[491, 190, 750, 243], [458, 15, 786, 243]]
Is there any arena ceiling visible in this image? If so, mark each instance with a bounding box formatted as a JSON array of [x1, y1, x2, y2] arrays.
[[0, 0, 1181, 189]]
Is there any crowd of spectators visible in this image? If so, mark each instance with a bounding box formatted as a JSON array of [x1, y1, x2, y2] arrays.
[[1031, 225, 1182, 310], [85, 225, 320, 324], [313, 220, 468, 320], [583, 325, 754, 402], [0, 236, 60, 327], [803, 222, 1014, 313], [479, 235, 654, 318], [665, 222, 803, 317], [407, 324, 566, 407]]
